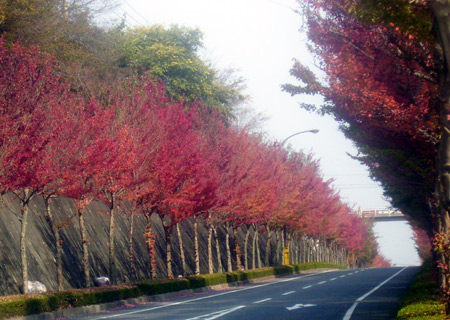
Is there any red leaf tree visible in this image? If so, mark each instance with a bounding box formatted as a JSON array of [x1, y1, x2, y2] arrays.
[[0, 39, 87, 293]]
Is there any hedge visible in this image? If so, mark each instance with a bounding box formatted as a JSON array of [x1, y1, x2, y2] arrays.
[[0, 262, 345, 319]]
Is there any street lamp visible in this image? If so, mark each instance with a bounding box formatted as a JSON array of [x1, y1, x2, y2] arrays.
[[280, 128, 319, 265], [280, 129, 319, 146]]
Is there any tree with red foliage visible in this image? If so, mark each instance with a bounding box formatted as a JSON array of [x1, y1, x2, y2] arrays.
[[38, 95, 93, 291], [209, 128, 276, 271], [283, 0, 438, 234], [114, 80, 165, 280], [92, 122, 137, 285], [58, 101, 119, 288], [413, 226, 432, 263], [118, 79, 217, 278], [0, 39, 87, 293], [370, 254, 392, 268], [193, 110, 231, 274], [151, 103, 216, 278], [237, 143, 285, 269]]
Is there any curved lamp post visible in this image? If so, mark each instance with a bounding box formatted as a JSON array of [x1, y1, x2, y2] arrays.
[[280, 128, 319, 265], [281, 129, 319, 146]]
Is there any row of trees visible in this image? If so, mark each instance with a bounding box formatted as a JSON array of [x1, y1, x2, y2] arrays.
[[0, 37, 379, 294], [283, 0, 448, 312]]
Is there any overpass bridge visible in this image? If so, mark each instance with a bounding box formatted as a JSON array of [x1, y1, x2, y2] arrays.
[[360, 209, 406, 222]]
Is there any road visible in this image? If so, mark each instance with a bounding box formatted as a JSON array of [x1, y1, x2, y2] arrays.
[[69, 267, 418, 320]]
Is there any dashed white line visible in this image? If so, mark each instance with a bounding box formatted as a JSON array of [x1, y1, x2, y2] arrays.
[[340, 275, 346, 278], [318, 281, 327, 285], [302, 285, 313, 289], [253, 298, 272, 304], [282, 291, 296, 296], [330, 278, 337, 281]]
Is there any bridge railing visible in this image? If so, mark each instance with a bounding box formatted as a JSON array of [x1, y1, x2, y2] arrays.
[[360, 209, 405, 221]]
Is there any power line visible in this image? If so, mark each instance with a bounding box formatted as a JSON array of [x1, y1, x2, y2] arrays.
[[116, 5, 142, 26], [122, 0, 151, 25]]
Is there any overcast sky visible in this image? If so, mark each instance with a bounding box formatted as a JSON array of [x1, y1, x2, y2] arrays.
[[113, 0, 420, 265]]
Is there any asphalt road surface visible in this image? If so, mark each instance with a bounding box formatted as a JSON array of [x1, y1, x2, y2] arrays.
[[69, 267, 418, 320]]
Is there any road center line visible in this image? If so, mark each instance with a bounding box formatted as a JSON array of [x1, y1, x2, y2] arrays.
[[282, 291, 296, 295], [253, 298, 272, 304], [342, 267, 408, 320], [302, 285, 313, 289], [330, 278, 337, 281], [340, 275, 346, 278], [318, 281, 327, 285]]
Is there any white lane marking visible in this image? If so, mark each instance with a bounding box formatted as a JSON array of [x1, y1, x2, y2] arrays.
[[282, 291, 296, 295], [340, 275, 346, 278], [286, 303, 317, 311], [330, 278, 337, 281], [342, 267, 408, 320], [253, 298, 272, 304], [318, 281, 327, 285], [185, 305, 246, 320], [302, 285, 313, 289], [96, 271, 328, 319]]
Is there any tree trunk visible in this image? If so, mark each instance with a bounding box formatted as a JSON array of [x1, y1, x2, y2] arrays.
[[19, 190, 31, 294], [207, 223, 214, 274], [288, 233, 297, 264], [108, 193, 116, 285], [225, 224, 232, 272], [144, 212, 157, 279], [165, 228, 174, 279], [433, 2, 450, 314], [78, 206, 90, 287], [128, 209, 136, 281], [213, 225, 223, 273], [279, 230, 284, 265], [176, 222, 186, 276], [256, 230, 262, 268], [252, 226, 256, 269], [265, 225, 271, 267], [244, 227, 250, 270], [234, 227, 242, 271], [194, 217, 200, 275], [44, 196, 63, 291]]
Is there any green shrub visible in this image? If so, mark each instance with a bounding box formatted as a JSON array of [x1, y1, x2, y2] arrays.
[[0, 299, 27, 318], [136, 279, 190, 295], [187, 274, 227, 288], [24, 296, 50, 314]]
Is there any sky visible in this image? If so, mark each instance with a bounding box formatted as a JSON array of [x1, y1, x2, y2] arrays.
[[112, 0, 420, 265]]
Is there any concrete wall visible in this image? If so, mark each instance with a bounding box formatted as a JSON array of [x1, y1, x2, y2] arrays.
[[0, 194, 273, 295]]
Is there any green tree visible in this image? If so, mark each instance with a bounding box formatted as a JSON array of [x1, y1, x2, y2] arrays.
[[118, 25, 245, 116]]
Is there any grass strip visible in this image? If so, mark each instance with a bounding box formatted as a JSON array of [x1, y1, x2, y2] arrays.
[[395, 260, 446, 320]]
